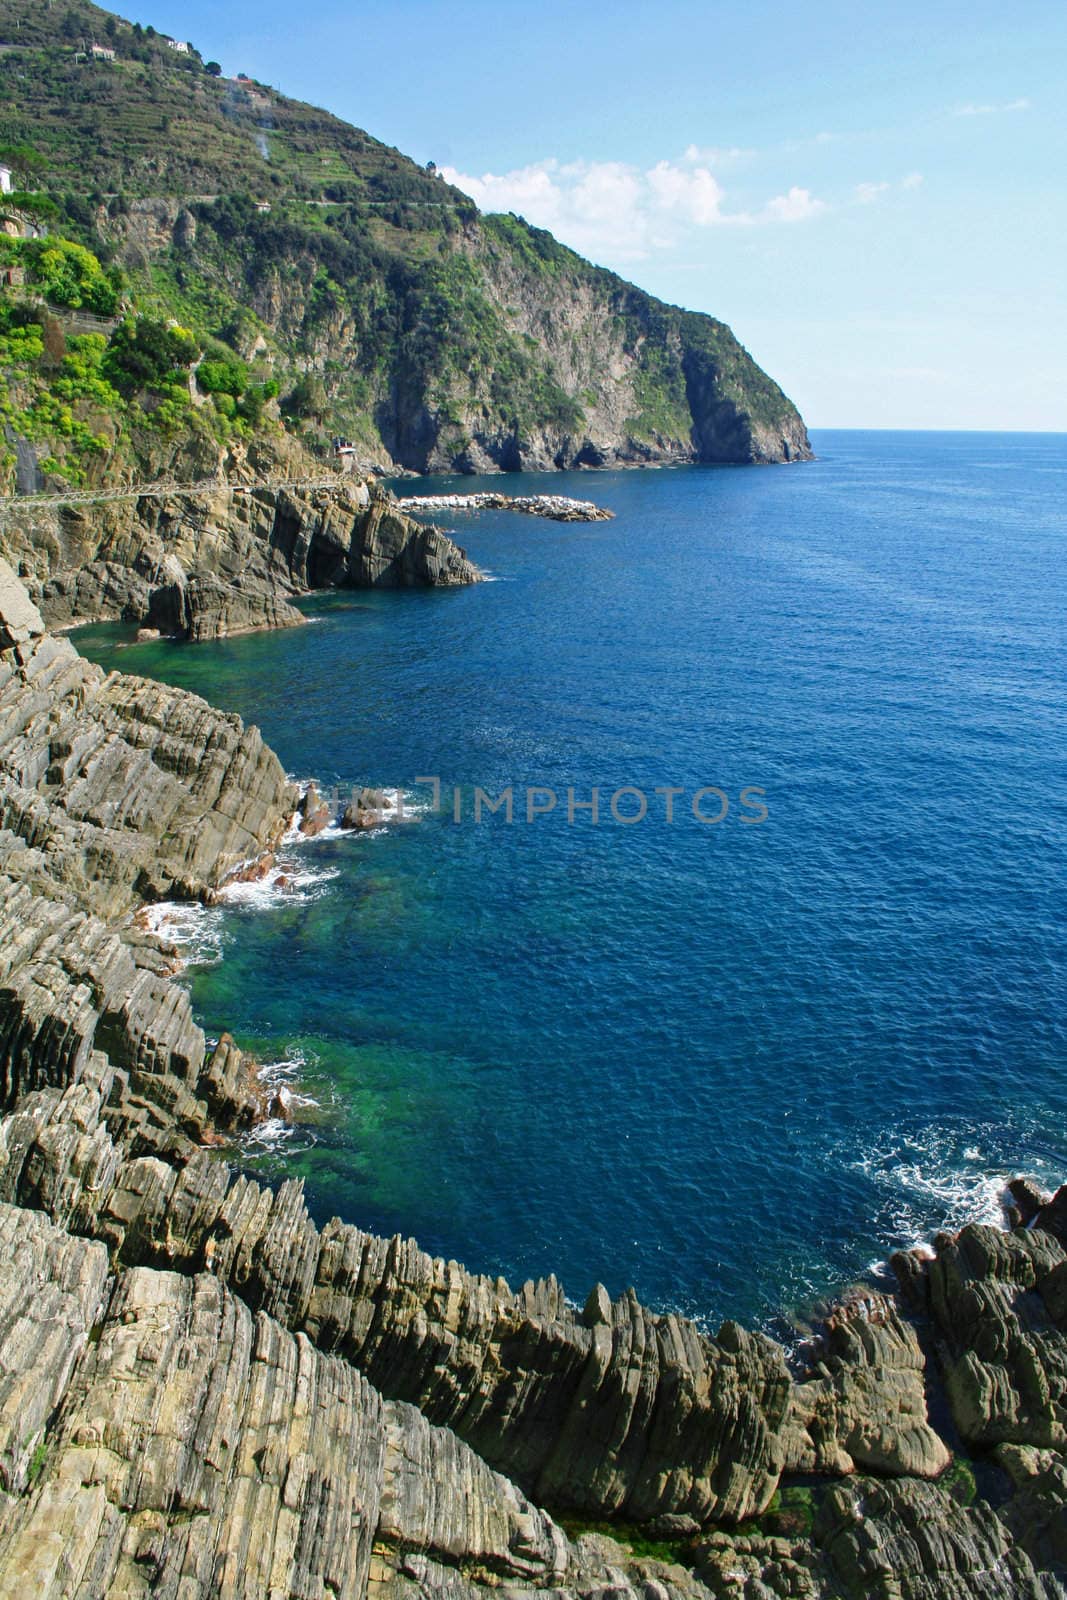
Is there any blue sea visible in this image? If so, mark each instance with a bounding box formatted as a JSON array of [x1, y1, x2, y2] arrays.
[[76, 430, 1067, 1333]]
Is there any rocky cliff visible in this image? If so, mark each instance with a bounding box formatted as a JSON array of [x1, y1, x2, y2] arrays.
[[0, 0, 811, 479], [0, 448, 482, 638], [1, 563, 1067, 1599]]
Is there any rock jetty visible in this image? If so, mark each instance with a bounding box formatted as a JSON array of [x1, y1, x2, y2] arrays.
[[400, 491, 614, 522], [1, 562, 1067, 1599]]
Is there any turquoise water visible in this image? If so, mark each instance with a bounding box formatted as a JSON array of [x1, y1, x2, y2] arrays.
[[76, 430, 1067, 1332]]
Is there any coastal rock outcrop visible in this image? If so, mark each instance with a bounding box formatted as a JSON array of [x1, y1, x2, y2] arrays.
[[0, 1061, 950, 1530], [0, 557, 293, 916], [0, 1202, 657, 1600], [894, 1214, 1067, 1454], [0, 556, 293, 1142], [3, 473, 482, 640], [1, 1198, 1064, 1600], [4, 561, 1067, 1599]]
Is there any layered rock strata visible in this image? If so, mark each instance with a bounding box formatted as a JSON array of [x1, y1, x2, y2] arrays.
[[2, 475, 481, 641], [0, 555, 294, 1145], [0, 1057, 953, 1529], [1, 562, 1067, 1598], [1, 1195, 1065, 1600]]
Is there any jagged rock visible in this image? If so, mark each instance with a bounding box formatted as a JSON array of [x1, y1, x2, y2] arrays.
[[341, 787, 389, 829], [0, 1203, 108, 1495], [0, 1072, 952, 1532], [0, 569, 294, 1142], [11, 476, 483, 639], [0, 1201, 717, 1600], [782, 1296, 951, 1480], [299, 780, 332, 836], [1034, 1184, 1067, 1248], [1009, 1178, 1051, 1226], [0, 558, 45, 648], [147, 570, 305, 640], [811, 1477, 1061, 1599], [895, 1223, 1067, 1454], [0, 612, 293, 920]]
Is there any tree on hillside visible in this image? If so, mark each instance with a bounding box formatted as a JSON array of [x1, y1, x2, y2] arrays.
[[102, 316, 199, 393], [205, 61, 222, 76], [0, 144, 48, 188]]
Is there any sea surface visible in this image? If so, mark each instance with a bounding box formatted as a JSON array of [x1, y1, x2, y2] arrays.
[[76, 429, 1067, 1333]]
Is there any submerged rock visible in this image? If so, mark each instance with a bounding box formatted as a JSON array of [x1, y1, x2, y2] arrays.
[[341, 787, 389, 829]]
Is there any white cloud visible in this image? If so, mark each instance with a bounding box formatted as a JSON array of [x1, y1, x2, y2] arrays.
[[953, 97, 1030, 116], [760, 186, 827, 223], [441, 157, 828, 260], [682, 143, 754, 167], [853, 174, 924, 205], [646, 159, 727, 225]]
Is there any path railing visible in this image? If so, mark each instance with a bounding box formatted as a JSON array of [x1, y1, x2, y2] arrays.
[[0, 475, 360, 520]]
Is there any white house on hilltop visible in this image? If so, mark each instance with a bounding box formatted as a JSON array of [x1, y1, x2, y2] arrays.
[[165, 37, 189, 53], [90, 43, 116, 60]]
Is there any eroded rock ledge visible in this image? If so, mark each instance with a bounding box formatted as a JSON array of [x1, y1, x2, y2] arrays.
[[0, 563, 1066, 1598], [2, 470, 482, 642]]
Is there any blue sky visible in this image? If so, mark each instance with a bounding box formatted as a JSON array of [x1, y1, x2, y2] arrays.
[[137, 0, 1064, 429]]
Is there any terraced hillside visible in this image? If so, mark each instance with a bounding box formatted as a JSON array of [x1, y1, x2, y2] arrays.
[[0, 0, 810, 476]]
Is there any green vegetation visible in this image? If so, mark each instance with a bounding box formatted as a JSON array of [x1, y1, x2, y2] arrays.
[[196, 356, 248, 397], [0, 229, 286, 488], [747, 1483, 818, 1538], [26, 1436, 49, 1485], [27, 238, 121, 313], [940, 1456, 979, 1508], [102, 315, 196, 391], [0, 0, 804, 478], [556, 1515, 694, 1567]]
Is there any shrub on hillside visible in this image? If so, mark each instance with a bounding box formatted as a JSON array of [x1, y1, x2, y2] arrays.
[[102, 316, 199, 393], [197, 356, 248, 397], [23, 238, 119, 315]]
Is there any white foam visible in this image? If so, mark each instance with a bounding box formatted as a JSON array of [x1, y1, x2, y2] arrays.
[[217, 861, 340, 907], [257, 1046, 320, 1110], [138, 900, 225, 968], [852, 1131, 1012, 1253], [240, 1116, 317, 1157], [241, 1046, 322, 1156]]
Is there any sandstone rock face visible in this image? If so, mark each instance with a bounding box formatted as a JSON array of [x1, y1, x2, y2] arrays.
[[4, 567, 1067, 1599], [3, 477, 482, 639], [897, 1218, 1067, 1453], [1, 1197, 1065, 1600], [0, 564, 293, 1141], [0, 1065, 950, 1532], [0, 628, 293, 919], [0, 1201, 720, 1600], [0, 558, 45, 648]]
